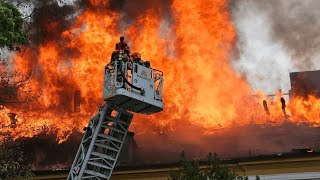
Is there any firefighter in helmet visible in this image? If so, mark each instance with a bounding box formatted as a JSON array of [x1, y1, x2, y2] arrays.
[[110, 36, 130, 62], [131, 52, 145, 65], [116, 36, 130, 59], [131, 52, 151, 68]]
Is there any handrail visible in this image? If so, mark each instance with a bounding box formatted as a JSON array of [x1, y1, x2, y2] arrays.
[[105, 59, 164, 99]]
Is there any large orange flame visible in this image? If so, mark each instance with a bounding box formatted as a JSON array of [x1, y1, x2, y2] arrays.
[[0, 0, 320, 143]]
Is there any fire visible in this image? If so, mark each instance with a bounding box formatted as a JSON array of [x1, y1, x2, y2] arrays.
[[0, 0, 320, 143], [289, 95, 320, 125]]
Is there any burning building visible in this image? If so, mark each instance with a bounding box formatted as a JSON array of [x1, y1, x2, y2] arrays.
[[1, 0, 319, 147], [1, 0, 320, 179], [290, 70, 320, 99]]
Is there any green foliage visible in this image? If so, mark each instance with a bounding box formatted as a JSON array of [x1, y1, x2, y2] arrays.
[[0, 138, 33, 180], [169, 152, 259, 180], [205, 153, 245, 180], [0, 2, 27, 50], [169, 151, 204, 180]]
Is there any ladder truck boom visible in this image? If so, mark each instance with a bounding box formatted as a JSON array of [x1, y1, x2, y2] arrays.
[[68, 37, 164, 180]]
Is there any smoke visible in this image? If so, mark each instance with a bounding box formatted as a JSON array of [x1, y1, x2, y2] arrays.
[[108, 0, 173, 30], [265, 0, 320, 69], [27, 0, 84, 46], [107, 0, 175, 56], [230, 0, 320, 94]]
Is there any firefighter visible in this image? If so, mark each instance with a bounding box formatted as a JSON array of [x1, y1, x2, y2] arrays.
[[131, 52, 142, 63], [280, 97, 287, 117], [110, 36, 131, 63], [116, 36, 130, 59], [131, 52, 150, 67], [262, 100, 270, 115], [110, 37, 130, 86], [144, 61, 150, 68]]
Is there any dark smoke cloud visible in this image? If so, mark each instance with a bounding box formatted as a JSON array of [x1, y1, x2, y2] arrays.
[[29, 0, 83, 46], [253, 0, 320, 70], [108, 0, 173, 31], [230, 0, 320, 93]]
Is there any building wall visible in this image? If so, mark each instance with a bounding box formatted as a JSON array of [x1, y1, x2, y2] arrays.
[[33, 156, 320, 180], [290, 70, 320, 98]]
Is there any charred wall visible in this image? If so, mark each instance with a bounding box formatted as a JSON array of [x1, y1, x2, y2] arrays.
[[290, 70, 320, 98]]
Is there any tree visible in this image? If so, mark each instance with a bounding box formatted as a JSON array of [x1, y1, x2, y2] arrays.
[[0, 1, 38, 106], [169, 152, 259, 180], [0, 3, 33, 178], [0, 138, 33, 180], [0, 2, 27, 51]]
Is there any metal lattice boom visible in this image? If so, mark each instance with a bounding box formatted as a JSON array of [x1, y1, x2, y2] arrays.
[[68, 104, 133, 180]]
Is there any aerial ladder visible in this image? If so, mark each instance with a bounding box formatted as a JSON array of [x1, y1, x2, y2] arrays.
[[67, 39, 164, 180]]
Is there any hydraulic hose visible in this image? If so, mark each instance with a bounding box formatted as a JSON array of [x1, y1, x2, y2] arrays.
[[118, 61, 145, 95]]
